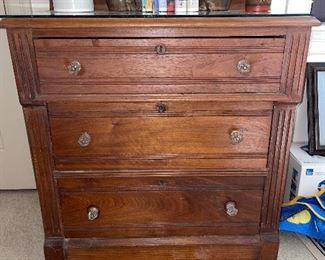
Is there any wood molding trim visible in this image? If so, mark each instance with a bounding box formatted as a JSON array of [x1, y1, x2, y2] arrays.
[[7, 29, 40, 105], [0, 16, 319, 29], [23, 106, 61, 236], [261, 103, 296, 231], [281, 28, 312, 102], [259, 232, 279, 260], [44, 237, 65, 260]]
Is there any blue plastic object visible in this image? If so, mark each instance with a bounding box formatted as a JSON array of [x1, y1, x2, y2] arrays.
[[280, 187, 325, 241]]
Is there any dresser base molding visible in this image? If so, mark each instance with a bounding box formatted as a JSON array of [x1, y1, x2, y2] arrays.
[[44, 234, 279, 260], [44, 237, 65, 260]]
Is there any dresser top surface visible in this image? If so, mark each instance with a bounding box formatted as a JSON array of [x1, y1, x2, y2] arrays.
[[0, 16, 319, 29], [0, 10, 314, 18], [0, 0, 317, 18]]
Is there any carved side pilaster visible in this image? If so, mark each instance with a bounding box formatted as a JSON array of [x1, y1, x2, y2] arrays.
[[261, 103, 296, 231], [7, 29, 40, 104], [23, 106, 61, 236], [280, 28, 311, 102]]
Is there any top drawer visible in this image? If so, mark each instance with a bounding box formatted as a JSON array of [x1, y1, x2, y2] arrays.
[[34, 37, 285, 95]]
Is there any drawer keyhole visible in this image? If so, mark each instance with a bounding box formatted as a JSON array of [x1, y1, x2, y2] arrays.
[[155, 44, 167, 55], [159, 180, 168, 187], [156, 102, 167, 113]]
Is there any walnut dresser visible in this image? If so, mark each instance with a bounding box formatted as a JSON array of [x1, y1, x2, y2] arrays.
[[0, 14, 319, 259]]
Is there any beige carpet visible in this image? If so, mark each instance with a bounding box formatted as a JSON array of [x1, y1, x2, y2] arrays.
[[0, 191, 321, 260]]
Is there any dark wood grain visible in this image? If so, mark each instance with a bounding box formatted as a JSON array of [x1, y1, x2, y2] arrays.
[[48, 101, 274, 117], [63, 225, 261, 238], [32, 26, 288, 38], [259, 233, 279, 260], [35, 38, 284, 95], [3, 21, 316, 104], [50, 111, 271, 170], [34, 37, 285, 52], [50, 115, 271, 156], [56, 175, 265, 191], [261, 104, 296, 231], [0, 16, 317, 260], [35, 38, 283, 94], [280, 28, 312, 102], [55, 157, 268, 171], [23, 107, 61, 237], [65, 235, 261, 260], [7, 30, 40, 104], [0, 17, 319, 29], [57, 176, 264, 238], [59, 189, 262, 237], [67, 245, 259, 259], [34, 93, 295, 104], [39, 83, 282, 96], [44, 237, 65, 260]]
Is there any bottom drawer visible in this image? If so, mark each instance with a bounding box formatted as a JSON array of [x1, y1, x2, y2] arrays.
[[57, 175, 264, 238]]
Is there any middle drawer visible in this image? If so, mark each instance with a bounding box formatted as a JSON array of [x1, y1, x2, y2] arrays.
[[49, 101, 272, 171]]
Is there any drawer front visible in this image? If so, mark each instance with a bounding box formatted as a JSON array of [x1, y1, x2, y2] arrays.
[[51, 116, 271, 156], [58, 176, 264, 238], [50, 101, 272, 170], [50, 102, 271, 170], [35, 38, 284, 95]]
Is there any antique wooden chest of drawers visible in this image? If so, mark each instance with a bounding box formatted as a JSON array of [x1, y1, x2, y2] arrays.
[[0, 16, 318, 259]]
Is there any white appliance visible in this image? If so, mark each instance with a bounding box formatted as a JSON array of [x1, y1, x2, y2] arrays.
[[285, 142, 325, 201]]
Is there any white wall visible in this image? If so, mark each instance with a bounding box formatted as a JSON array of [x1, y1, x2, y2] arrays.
[[0, 29, 35, 189], [293, 24, 325, 143], [0, 0, 49, 190], [271, 0, 313, 13], [0, 1, 4, 13], [1, 0, 49, 14]]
